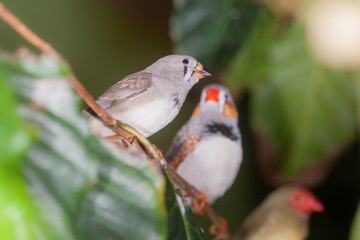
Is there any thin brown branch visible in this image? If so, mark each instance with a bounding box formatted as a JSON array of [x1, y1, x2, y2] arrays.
[[0, 3, 232, 239], [119, 113, 232, 239], [168, 165, 233, 240], [0, 3, 55, 53], [121, 123, 232, 239], [69, 74, 134, 142]]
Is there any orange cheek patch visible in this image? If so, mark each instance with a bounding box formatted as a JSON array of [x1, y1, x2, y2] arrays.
[[223, 101, 238, 118], [192, 103, 200, 116]]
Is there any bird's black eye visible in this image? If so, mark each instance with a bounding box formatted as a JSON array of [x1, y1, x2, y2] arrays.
[[182, 58, 189, 65]]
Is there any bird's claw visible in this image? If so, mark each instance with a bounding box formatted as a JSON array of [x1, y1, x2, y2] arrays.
[[183, 193, 191, 198], [209, 216, 228, 240], [192, 190, 207, 213], [104, 135, 131, 148]]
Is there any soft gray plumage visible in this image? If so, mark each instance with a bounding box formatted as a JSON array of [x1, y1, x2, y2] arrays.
[[86, 54, 210, 138]]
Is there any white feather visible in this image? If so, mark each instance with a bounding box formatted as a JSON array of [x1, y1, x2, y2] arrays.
[[90, 97, 178, 137], [177, 136, 242, 204]]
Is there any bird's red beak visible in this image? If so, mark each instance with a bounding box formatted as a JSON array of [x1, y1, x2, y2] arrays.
[[289, 187, 325, 214], [194, 62, 211, 79], [205, 87, 219, 103], [307, 195, 325, 213]]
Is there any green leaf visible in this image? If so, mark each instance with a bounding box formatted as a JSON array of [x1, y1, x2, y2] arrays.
[[0, 54, 62, 240], [0, 65, 32, 165], [77, 144, 166, 240], [1, 50, 167, 240], [350, 201, 360, 240], [226, 8, 279, 89], [170, 0, 260, 70], [165, 176, 205, 240], [0, 168, 71, 240], [226, 12, 357, 176]]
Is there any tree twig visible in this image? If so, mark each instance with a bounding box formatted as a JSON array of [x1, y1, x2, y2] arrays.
[[119, 105, 233, 240], [0, 3, 232, 239], [68, 74, 134, 142], [0, 2, 55, 53]]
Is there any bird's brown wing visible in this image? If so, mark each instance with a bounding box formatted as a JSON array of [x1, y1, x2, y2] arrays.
[[165, 125, 201, 170], [85, 72, 153, 116], [96, 72, 153, 110]]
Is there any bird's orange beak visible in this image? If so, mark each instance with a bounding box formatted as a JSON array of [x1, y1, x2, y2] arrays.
[[194, 62, 211, 79]]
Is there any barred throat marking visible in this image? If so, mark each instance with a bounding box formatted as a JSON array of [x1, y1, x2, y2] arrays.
[[205, 123, 239, 141], [171, 93, 181, 110]]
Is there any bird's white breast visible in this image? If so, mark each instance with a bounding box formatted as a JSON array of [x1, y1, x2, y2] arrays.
[[112, 97, 179, 137], [177, 136, 242, 204], [89, 96, 179, 138]]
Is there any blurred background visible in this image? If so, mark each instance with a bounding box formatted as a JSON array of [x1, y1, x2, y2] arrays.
[[1, 0, 360, 239]]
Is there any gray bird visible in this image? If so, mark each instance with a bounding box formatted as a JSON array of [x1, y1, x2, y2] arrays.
[[166, 84, 242, 204], [86, 54, 210, 138]]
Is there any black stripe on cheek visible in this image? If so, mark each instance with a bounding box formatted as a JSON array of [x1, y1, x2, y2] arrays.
[[190, 61, 198, 77], [183, 66, 188, 77], [205, 123, 239, 141]]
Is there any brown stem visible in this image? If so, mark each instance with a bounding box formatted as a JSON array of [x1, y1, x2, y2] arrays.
[[69, 75, 134, 142], [0, 3, 232, 239], [0, 3, 55, 53], [119, 117, 232, 239], [167, 165, 232, 240]]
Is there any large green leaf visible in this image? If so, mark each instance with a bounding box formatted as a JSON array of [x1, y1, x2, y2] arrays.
[[77, 144, 166, 240], [0, 56, 59, 240], [0, 65, 32, 165], [226, 11, 357, 176], [1, 50, 168, 240], [170, 0, 260, 70]]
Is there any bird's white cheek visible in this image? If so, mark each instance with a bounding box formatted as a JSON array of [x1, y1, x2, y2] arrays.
[[184, 67, 194, 83], [188, 76, 199, 87]]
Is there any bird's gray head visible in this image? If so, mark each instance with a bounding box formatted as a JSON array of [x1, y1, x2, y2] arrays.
[[145, 54, 211, 88], [194, 84, 238, 119]]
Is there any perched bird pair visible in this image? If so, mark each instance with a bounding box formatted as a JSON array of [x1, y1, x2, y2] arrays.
[[85, 56, 241, 240], [86, 54, 243, 207]]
